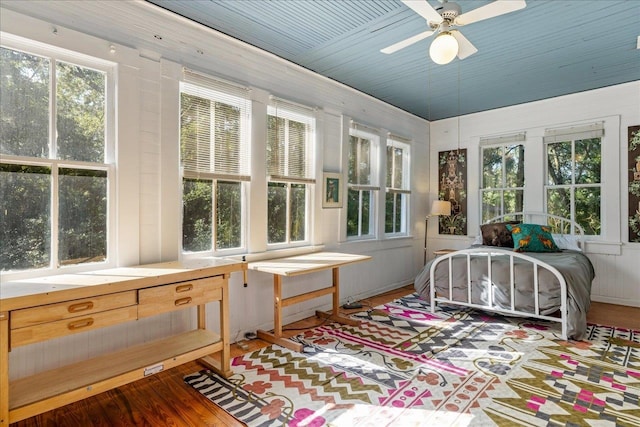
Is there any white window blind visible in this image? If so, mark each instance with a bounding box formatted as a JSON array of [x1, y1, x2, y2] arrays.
[[480, 132, 526, 146], [267, 97, 315, 184], [180, 69, 251, 180], [543, 122, 604, 143]]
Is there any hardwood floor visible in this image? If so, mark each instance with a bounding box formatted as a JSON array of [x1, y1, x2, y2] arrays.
[[13, 284, 639, 426]]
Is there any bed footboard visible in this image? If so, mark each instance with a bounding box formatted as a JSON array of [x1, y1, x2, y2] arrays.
[[429, 248, 568, 339]]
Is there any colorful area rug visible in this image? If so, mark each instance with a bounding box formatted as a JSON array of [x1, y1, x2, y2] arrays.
[[185, 294, 640, 426]]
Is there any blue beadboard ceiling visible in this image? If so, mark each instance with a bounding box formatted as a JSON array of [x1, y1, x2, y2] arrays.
[[144, 0, 640, 121], [4, 0, 637, 121]]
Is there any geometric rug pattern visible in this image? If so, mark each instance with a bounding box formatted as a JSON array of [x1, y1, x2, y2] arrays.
[[185, 294, 640, 426]]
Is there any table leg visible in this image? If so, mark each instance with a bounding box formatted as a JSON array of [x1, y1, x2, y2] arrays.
[[273, 274, 282, 339], [1, 312, 9, 426], [198, 276, 232, 377], [219, 278, 231, 375], [315, 266, 360, 327], [332, 267, 339, 316], [257, 274, 303, 352]]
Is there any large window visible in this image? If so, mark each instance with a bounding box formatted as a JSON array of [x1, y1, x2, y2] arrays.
[[180, 71, 251, 253], [347, 126, 379, 238], [385, 136, 411, 235], [0, 42, 112, 274], [545, 123, 603, 235], [266, 99, 315, 245], [480, 133, 525, 223]]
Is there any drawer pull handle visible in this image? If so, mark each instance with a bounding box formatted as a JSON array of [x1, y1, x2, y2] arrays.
[[176, 284, 193, 293], [175, 297, 192, 306], [68, 318, 94, 330], [68, 302, 94, 313]]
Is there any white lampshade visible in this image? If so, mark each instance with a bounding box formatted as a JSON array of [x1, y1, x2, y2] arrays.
[[429, 31, 459, 65], [430, 200, 452, 216]]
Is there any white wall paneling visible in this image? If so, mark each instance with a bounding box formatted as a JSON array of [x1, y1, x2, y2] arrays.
[[429, 82, 640, 308]]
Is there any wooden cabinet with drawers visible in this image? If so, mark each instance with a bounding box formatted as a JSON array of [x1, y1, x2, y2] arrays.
[[0, 258, 246, 426]]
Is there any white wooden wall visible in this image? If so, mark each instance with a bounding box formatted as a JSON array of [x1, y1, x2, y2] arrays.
[[1, 6, 429, 380], [428, 82, 640, 308]]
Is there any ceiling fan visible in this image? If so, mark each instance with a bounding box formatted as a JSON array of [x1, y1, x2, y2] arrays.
[[381, 0, 527, 64]]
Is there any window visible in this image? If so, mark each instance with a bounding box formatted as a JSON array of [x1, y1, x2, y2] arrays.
[[0, 42, 113, 274], [347, 125, 379, 238], [545, 123, 603, 235], [480, 133, 525, 223], [385, 135, 411, 235], [266, 98, 315, 245], [180, 70, 251, 253]]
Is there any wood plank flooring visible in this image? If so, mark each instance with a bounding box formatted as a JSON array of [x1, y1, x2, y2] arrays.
[[12, 284, 639, 426]]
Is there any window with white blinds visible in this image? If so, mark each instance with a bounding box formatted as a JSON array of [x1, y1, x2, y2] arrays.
[[266, 98, 315, 246], [266, 98, 315, 183], [180, 69, 251, 180], [179, 70, 251, 253], [385, 135, 411, 235]]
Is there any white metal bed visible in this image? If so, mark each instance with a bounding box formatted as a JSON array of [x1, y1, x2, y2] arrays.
[[426, 212, 591, 340]]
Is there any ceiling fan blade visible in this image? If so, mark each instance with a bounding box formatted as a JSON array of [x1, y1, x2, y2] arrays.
[[454, 0, 526, 26], [401, 0, 443, 24], [381, 30, 435, 54], [451, 30, 478, 59]]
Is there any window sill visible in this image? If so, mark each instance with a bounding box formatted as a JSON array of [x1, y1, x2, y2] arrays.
[[584, 240, 622, 256], [228, 245, 325, 263]]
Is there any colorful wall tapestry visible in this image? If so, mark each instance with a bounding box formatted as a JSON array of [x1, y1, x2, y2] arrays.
[[438, 149, 467, 235], [629, 125, 640, 242]]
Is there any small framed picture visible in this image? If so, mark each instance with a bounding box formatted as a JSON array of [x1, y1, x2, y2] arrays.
[[323, 172, 343, 208]]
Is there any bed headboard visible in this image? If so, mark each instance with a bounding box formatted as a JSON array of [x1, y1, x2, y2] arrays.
[[484, 211, 586, 250]]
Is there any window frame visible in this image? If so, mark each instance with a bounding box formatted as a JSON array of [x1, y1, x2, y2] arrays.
[[479, 137, 526, 223], [385, 136, 411, 236], [179, 72, 251, 257], [544, 124, 603, 237], [346, 125, 380, 241], [0, 36, 116, 280], [266, 99, 316, 249]]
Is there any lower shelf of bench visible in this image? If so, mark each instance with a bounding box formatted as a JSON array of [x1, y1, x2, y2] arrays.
[[9, 328, 223, 423]]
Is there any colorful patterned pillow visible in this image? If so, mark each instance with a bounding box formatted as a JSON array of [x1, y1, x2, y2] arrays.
[[506, 223, 560, 252], [480, 221, 520, 247]]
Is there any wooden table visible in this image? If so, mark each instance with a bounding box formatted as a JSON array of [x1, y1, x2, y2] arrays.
[[248, 252, 371, 352], [0, 258, 245, 426]]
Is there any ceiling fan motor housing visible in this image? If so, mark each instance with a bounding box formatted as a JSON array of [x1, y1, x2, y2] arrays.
[[438, 1, 462, 23]]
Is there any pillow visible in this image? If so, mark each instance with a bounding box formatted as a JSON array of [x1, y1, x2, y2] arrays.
[[480, 221, 520, 247], [552, 234, 582, 251], [506, 224, 560, 252]]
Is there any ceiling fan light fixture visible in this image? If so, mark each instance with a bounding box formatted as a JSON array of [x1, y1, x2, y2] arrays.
[[429, 31, 459, 64]]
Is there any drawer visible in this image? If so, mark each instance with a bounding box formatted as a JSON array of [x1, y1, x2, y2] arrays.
[[11, 290, 137, 329], [11, 306, 138, 347], [138, 276, 223, 318]]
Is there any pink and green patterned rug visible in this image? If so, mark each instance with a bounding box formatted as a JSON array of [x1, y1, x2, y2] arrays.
[[185, 294, 640, 426]]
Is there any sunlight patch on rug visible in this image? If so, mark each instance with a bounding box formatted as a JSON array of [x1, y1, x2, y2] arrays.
[[185, 294, 640, 426]]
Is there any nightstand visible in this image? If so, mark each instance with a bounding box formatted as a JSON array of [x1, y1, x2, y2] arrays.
[[433, 248, 457, 257]]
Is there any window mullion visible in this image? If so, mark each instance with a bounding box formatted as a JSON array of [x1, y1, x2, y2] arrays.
[[283, 119, 290, 177], [286, 183, 292, 242], [50, 60, 59, 269], [358, 190, 363, 236], [51, 164, 59, 268], [50, 58, 57, 159], [212, 179, 217, 251]]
